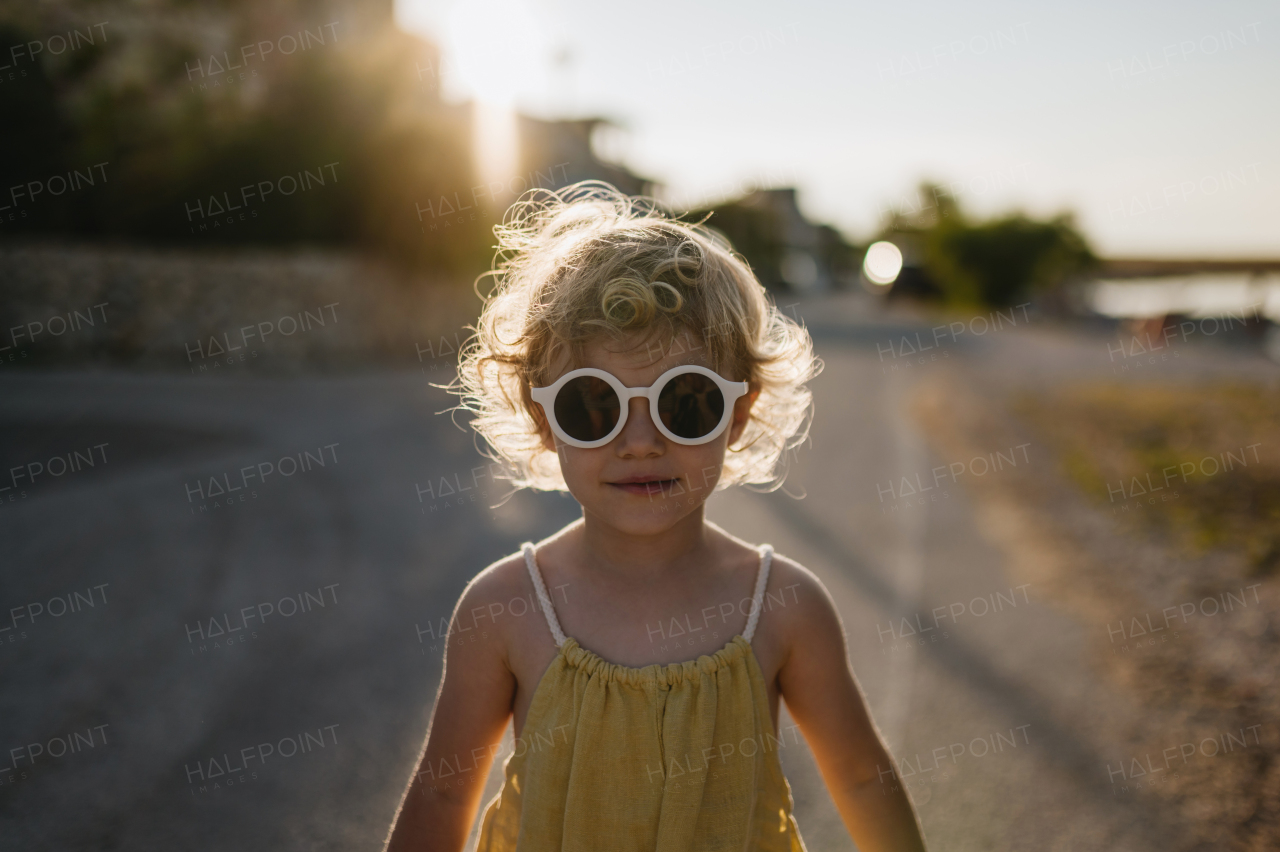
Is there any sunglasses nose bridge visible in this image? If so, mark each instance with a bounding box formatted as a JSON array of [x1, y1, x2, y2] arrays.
[[621, 392, 653, 424], [617, 384, 651, 400], [612, 391, 663, 442]]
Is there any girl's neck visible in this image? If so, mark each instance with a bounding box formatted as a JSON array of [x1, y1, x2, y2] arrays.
[[569, 508, 719, 584]]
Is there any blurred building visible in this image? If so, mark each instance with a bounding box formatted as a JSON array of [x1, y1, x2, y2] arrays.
[[692, 188, 858, 293], [517, 116, 651, 197]]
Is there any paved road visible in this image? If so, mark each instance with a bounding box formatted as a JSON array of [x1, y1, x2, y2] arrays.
[[0, 292, 1271, 850]]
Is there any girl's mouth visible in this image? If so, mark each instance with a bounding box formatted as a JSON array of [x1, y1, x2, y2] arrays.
[[609, 478, 679, 496]]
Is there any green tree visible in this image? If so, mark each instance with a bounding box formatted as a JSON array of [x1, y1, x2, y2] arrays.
[[0, 8, 491, 275], [882, 182, 1096, 307]]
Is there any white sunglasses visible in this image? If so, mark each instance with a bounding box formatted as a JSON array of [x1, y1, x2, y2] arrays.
[[531, 365, 749, 449]]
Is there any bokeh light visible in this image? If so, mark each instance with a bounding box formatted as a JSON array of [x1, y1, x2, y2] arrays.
[[862, 240, 904, 286]]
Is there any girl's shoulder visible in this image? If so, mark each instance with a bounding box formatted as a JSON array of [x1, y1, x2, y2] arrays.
[[757, 549, 828, 611], [453, 540, 580, 650], [746, 546, 842, 657], [453, 546, 543, 632]]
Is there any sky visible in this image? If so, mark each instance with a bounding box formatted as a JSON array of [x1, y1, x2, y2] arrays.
[[396, 0, 1280, 258]]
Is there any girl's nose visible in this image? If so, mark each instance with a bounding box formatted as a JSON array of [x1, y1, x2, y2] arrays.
[[614, 397, 663, 456]]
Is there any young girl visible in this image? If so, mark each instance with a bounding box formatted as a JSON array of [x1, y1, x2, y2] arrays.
[[386, 183, 928, 852]]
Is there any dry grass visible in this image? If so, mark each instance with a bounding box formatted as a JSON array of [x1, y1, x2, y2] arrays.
[[1012, 383, 1280, 576]]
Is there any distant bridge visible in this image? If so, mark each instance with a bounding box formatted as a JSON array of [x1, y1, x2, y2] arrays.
[[1097, 258, 1280, 278]]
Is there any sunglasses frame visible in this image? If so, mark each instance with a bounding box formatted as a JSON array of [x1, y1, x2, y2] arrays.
[[531, 365, 750, 449]]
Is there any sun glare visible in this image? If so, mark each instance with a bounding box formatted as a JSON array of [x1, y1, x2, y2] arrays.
[[473, 100, 520, 207], [863, 241, 904, 286], [447, 0, 541, 105], [446, 0, 544, 206]]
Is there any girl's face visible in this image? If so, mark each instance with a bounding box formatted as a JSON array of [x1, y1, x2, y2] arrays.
[[536, 329, 759, 537]]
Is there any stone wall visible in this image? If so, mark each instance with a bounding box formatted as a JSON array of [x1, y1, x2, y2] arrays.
[[0, 241, 482, 373]]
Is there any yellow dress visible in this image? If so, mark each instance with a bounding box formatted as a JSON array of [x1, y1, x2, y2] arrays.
[[474, 541, 808, 852]]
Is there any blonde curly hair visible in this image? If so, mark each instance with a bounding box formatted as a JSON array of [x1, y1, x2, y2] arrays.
[[448, 181, 822, 494]]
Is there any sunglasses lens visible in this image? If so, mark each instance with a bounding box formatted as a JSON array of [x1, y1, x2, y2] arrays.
[[657, 372, 725, 440], [554, 375, 622, 443]]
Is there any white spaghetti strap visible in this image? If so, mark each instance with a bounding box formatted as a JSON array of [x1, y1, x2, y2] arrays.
[[522, 542, 567, 648], [742, 544, 773, 644]]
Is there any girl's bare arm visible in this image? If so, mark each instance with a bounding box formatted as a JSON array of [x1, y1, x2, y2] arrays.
[[386, 570, 517, 852], [775, 563, 928, 852]]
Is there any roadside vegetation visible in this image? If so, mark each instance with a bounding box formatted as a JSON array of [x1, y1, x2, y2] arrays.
[[1013, 382, 1280, 576]]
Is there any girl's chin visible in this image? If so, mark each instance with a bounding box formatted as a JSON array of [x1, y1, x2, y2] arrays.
[[581, 498, 703, 532]]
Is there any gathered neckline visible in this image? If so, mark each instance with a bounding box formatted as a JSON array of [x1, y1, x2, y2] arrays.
[[511, 630, 781, 745], [556, 633, 753, 687]]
